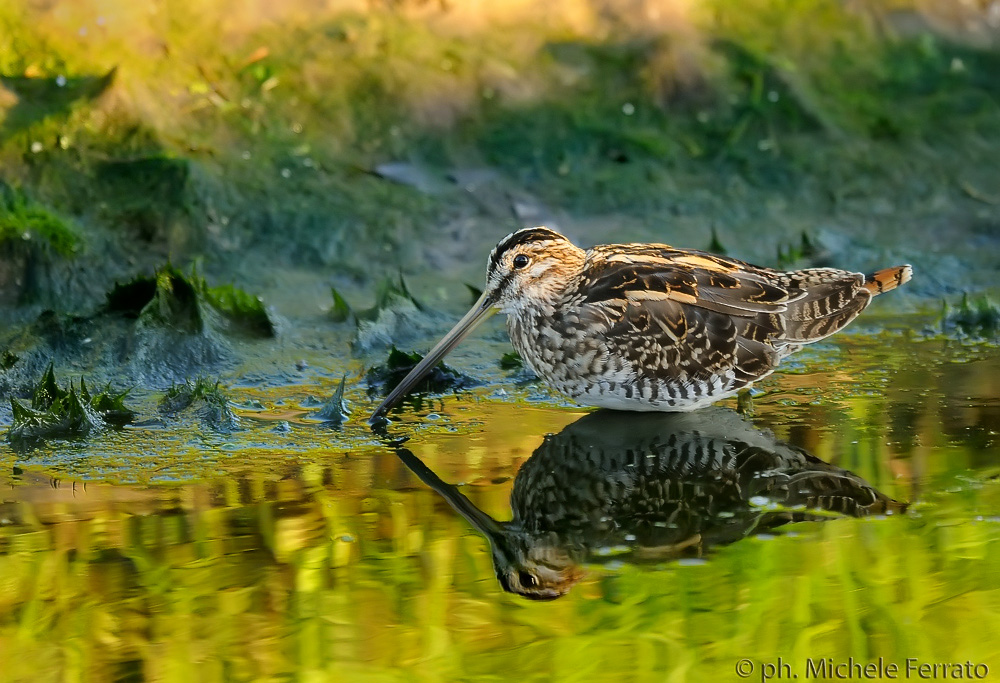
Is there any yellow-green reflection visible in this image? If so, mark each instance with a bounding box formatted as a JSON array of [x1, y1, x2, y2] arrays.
[[0, 336, 998, 681], [392, 407, 907, 601]]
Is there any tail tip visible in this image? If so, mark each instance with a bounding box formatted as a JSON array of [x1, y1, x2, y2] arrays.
[[866, 264, 912, 295], [898, 264, 913, 286]]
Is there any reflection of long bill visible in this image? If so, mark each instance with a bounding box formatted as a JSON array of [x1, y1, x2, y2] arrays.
[[369, 292, 497, 422], [392, 446, 506, 542]]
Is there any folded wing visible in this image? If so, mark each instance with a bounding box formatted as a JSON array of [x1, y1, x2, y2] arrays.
[[573, 245, 874, 386]]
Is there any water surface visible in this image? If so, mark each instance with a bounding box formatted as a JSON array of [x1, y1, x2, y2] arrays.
[[1, 329, 998, 681]]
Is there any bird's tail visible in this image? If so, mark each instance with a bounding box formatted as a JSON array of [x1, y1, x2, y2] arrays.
[[864, 265, 912, 296]]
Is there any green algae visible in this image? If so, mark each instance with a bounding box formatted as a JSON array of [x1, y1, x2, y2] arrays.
[[0, 183, 80, 257], [6, 364, 134, 446], [706, 227, 728, 255], [328, 287, 352, 323], [330, 274, 425, 327], [365, 346, 476, 401], [942, 293, 1000, 338], [499, 351, 523, 370], [202, 282, 275, 337], [106, 264, 275, 338], [775, 231, 823, 269], [159, 377, 239, 431]]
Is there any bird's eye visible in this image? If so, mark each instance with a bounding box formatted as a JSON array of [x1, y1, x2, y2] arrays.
[[512, 254, 530, 269], [518, 571, 538, 587]]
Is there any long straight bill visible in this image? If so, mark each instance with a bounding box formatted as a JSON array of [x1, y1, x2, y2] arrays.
[[369, 292, 496, 423]]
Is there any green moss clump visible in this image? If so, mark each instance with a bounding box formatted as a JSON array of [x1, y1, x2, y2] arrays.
[[331, 273, 424, 325], [706, 227, 727, 256], [144, 267, 205, 333], [105, 265, 275, 337], [329, 288, 352, 323], [942, 293, 1000, 337], [0, 183, 80, 257], [464, 285, 483, 306], [6, 364, 134, 446], [159, 377, 239, 431], [362, 274, 424, 321], [499, 351, 523, 370], [201, 283, 275, 337], [81, 378, 137, 426], [775, 231, 821, 269], [159, 377, 227, 413], [365, 346, 476, 400]]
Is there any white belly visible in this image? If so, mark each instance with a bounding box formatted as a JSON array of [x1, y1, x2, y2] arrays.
[[550, 374, 747, 413]]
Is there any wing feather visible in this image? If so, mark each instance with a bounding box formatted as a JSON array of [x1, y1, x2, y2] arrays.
[[574, 247, 873, 387]]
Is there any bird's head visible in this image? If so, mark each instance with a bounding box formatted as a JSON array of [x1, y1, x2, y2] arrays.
[[369, 227, 582, 422], [492, 533, 585, 601], [483, 227, 584, 315]]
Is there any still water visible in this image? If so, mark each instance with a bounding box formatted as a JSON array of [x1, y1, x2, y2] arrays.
[[1, 329, 998, 681]]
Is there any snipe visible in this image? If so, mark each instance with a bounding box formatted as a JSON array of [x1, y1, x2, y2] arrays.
[[370, 227, 911, 421]]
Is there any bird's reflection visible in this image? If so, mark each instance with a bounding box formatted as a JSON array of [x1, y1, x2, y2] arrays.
[[393, 408, 907, 601]]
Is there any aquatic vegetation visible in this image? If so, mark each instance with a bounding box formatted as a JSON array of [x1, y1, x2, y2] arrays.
[[341, 274, 442, 352], [105, 264, 275, 338], [736, 388, 755, 416], [328, 287, 352, 323], [159, 377, 239, 431], [499, 351, 523, 370], [775, 231, 824, 269], [941, 293, 1000, 337], [0, 266, 275, 396], [201, 282, 276, 337], [465, 284, 484, 306], [365, 346, 475, 400], [6, 364, 134, 445], [331, 273, 425, 325], [312, 375, 350, 427], [706, 227, 728, 255]]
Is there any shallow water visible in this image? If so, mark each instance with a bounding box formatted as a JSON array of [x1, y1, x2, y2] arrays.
[[1, 326, 998, 681]]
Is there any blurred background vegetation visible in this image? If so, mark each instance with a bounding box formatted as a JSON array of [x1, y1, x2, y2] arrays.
[[1, 0, 998, 315]]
